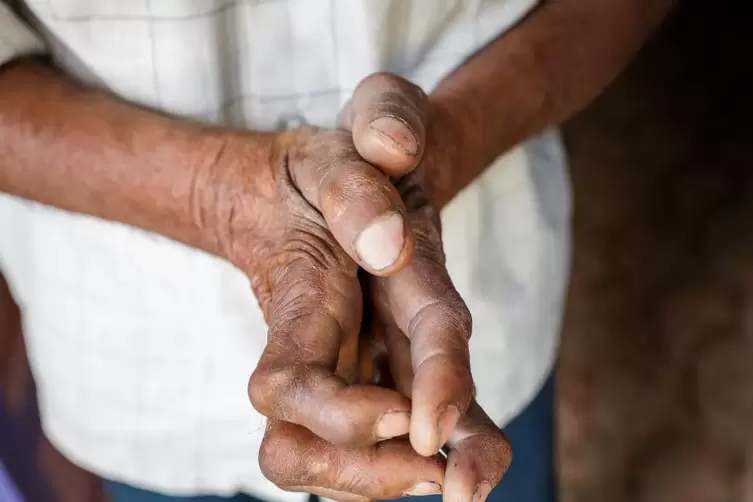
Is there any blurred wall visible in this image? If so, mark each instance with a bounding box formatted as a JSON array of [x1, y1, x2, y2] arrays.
[[558, 0, 753, 500]]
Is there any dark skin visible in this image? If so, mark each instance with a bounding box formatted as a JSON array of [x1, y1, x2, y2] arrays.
[[0, 0, 673, 499], [253, 0, 674, 495], [0, 63, 482, 498]]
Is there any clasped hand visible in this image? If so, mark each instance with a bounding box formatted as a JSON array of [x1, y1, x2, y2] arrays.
[[205, 73, 511, 501]]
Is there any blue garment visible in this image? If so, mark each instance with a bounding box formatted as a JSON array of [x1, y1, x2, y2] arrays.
[[105, 376, 556, 502]]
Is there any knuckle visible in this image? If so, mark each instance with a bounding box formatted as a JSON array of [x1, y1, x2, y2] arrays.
[[321, 165, 388, 213], [247, 368, 275, 416], [461, 431, 513, 486], [362, 72, 427, 105], [274, 227, 353, 280], [437, 293, 473, 341], [363, 71, 402, 86], [258, 426, 304, 486], [308, 129, 358, 162], [500, 435, 514, 473], [339, 466, 377, 497], [478, 423, 513, 477], [319, 170, 350, 209], [248, 364, 301, 416], [260, 423, 343, 491], [485, 430, 514, 478], [453, 299, 473, 340], [413, 296, 473, 343]]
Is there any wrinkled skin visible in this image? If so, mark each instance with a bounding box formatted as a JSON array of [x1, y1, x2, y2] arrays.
[[234, 73, 512, 501], [1, 1, 676, 494]]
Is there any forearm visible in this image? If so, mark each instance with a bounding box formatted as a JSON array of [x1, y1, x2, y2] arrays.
[[0, 59, 273, 256], [428, 0, 674, 208]]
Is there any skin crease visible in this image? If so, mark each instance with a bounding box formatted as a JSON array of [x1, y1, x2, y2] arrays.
[[0, 63, 474, 498], [0, 0, 674, 499]]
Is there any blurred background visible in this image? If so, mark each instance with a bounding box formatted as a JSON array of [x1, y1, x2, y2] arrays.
[[1, 0, 751, 500]]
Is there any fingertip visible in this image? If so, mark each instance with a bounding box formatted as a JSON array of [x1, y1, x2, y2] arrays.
[[354, 116, 422, 176], [442, 450, 490, 502], [344, 73, 428, 176], [409, 414, 440, 457], [409, 402, 462, 457], [354, 212, 404, 271], [375, 410, 411, 441], [370, 116, 418, 156], [437, 404, 461, 450], [405, 481, 442, 496], [442, 402, 511, 502], [408, 351, 473, 454], [317, 152, 414, 275], [354, 211, 413, 275]]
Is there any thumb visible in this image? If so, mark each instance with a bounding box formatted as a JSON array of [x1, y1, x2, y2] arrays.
[[338, 73, 429, 176]]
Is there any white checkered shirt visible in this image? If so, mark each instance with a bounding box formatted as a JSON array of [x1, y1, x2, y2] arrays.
[[0, 0, 571, 499]]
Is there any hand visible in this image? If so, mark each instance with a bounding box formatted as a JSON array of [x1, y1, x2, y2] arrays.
[[337, 73, 476, 456], [249, 73, 510, 501], [361, 306, 513, 502], [214, 74, 469, 498], [243, 74, 475, 450], [353, 74, 513, 501], [0, 61, 452, 500], [217, 116, 425, 446]]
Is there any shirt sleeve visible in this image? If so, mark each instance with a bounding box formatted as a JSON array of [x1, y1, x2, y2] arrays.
[[0, 2, 47, 68]]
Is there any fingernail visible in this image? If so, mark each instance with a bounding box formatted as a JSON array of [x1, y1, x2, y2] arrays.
[[473, 482, 492, 502], [437, 405, 461, 451], [370, 116, 418, 156], [355, 212, 405, 271], [406, 481, 442, 496], [376, 411, 411, 440]]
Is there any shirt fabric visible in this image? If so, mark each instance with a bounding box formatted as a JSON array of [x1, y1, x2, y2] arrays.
[[0, 1, 572, 500]]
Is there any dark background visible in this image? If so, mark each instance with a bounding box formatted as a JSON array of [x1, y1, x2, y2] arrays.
[[2, 0, 752, 500], [558, 0, 753, 500]]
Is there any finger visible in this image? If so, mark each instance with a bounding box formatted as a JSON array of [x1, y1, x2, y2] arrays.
[[249, 246, 412, 447], [375, 206, 474, 457], [284, 129, 414, 275], [382, 322, 414, 397], [338, 72, 428, 176], [443, 403, 513, 502], [382, 331, 512, 502], [259, 420, 446, 500]]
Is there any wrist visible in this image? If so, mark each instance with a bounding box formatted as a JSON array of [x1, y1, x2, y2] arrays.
[[423, 97, 470, 210], [190, 129, 278, 266]]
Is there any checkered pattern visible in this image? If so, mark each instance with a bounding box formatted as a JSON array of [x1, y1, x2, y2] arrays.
[[0, 0, 571, 499]]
